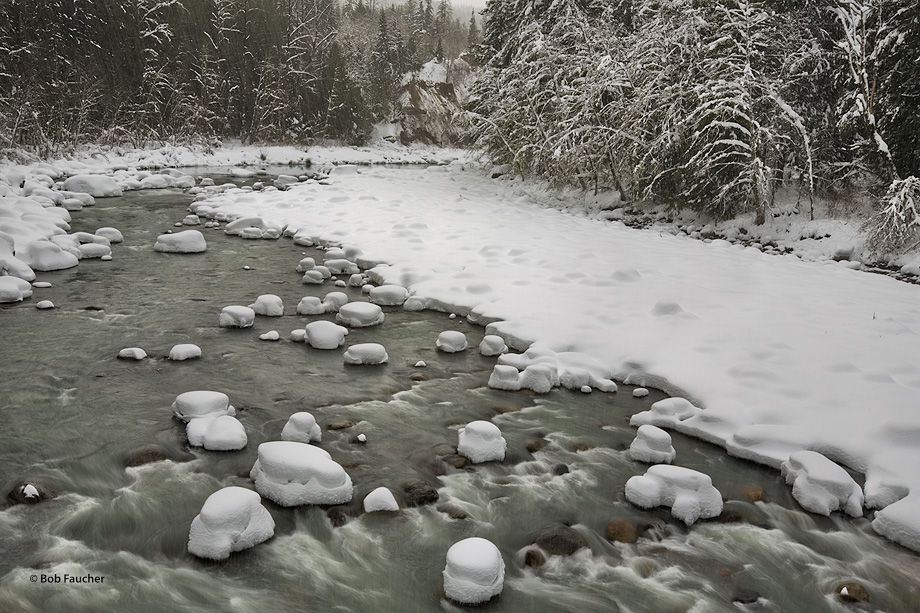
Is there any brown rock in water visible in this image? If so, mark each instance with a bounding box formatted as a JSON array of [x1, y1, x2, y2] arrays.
[[7, 481, 55, 505], [534, 524, 588, 555], [410, 372, 428, 382], [124, 447, 168, 467], [569, 442, 594, 452], [525, 438, 546, 453], [836, 581, 869, 603], [327, 419, 355, 430], [551, 463, 569, 476], [437, 505, 467, 520], [606, 518, 638, 543], [742, 485, 763, 502], [524, 548, 546, 568], [402, 479, 440, 506], [716, 509, 744, 523], [327, 507, 351, 528], [445, 454, 469, 469]]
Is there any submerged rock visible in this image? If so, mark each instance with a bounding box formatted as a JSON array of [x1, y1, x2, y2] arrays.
[[533, 524, 588, 556], [402, 479, 439, 506]]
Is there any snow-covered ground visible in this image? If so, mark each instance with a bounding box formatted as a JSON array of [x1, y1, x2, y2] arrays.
[[2, 144, 920, 554]]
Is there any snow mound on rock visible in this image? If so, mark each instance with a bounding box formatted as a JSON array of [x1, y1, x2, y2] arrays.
[[154, 230, 206, 253], [250, 441, 353, 506], [628, 425, 676, 464], [219, 305, 255, 328], [630, 398, 703, 428], [249, 294, 284, 316], [369, 285, 409, 306], [458, 421, 506, 463], [363, 487, 399, 512], [324, 258, 359, 275], [62, 174, 122, 197], [224, 216, 283, 239], [436, 330, 467, 353], [336, 302, 384, 327], [17, 241, 79, 271], [872, 497, 920, 553], [490, 345, 617, 393], [296, 296, 326, 315], [0, 276, 33, 303], [781, 450, 863, 517], [118, 347, 147, 360], [625, 465, 723, 525], [281, 412, 321, 443], [322, 291, 349, 312], [442, 537, 505, 605], [168, 344, 201, 361], [479, 335, 508, 356], [188, 486, 274, 560], [296, 257, 316, 272], [186, 415, 247, 451], [344, 343, 389, 365], [304, 320, 348, 349], [172, 390, 235, 422]]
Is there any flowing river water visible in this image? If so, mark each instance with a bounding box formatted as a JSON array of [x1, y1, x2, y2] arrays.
[[1, 170, 919, 612]]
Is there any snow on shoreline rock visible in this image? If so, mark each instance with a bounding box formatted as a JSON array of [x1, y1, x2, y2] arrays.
[[442, 537, 505, 605], [781, 450, 863, 517], [250, 441, 353, 506], [154, 229, 206, 253], [188, 486, 274, 560], [625, 465, 723, 525]]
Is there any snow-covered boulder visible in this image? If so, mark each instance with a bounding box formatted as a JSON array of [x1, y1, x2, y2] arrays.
[[259, 330, 280, 341], [17, 240, 79, 271], [630, 397, 703, 428], [329, 164, 359, 176], [369, 285, 409, 306], [224, 216, 283, 239], [442, 537, 505, 605], [187, 486, 274, 560], [488, 365, 522, 391], [62, 174, 122, 197], [0, 276, 33, 303], [458, 421, 506, 464], [35, 300, 54, 309], [290, 329, 307, 342], [322, 291, 349, 312], [296, 257, 316, 272], [250, 441, 353, 506], [172, 390, 235, 422], [336, 302, 384, 327], [296, 296, 326, 315], [77, 242, 111, 259], [182, 214, 200, 226], [154, 230, 206, 253], [0, 233, 35, 280], [363, 487, 399, 513], [479, 335, 508, 357], [301, 270, 325, 284], [304, 320, 348, 349], [219, 305, 255, 328], [781, 450, 863, 517], [96, 226, 125, 245], [625, 465, 723, 525], [348, 273, 365, 287], [249, 294, 284, 316], [628, 425, 676, 464], [436, 331, 467, 353], [118, 347, 147, 360], [168, 344, 201, 361], [281, 412, 322, 443], [324, 258, 359, 275], [344, 343, 389, 365], [186, 415, 247, 451]]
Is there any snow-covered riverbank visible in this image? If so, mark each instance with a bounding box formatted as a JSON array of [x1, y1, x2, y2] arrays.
[[2, 144, 919, 555]]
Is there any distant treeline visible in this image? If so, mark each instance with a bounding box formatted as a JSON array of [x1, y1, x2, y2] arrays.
[[469, 0, 920, 254], [0, 0, 476, 150]]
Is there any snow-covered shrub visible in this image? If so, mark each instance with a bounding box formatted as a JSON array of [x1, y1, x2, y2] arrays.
[[865, 176, 920, 255]]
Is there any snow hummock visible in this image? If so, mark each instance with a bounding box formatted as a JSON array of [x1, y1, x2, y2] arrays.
[[281, 412, 322, 443], [186, 415, 247, 451], [172, 390, 235, 422], [250, 441, 353, 506], [259, 330, 280, 341], [442, 537, 505, 605], [343, 343, 389, 365], [363, 487, 399, 513], [436, 331, 467, 353], [62, 174, 122, 197], [219, 305, 255, 328], [369, 284, 409, 306], [187, 486, 274, 560], [304, 320, 348, 349], [118, 347, 147, 360], [296, 296, 326, 315], [17, 241, 79, 272], [35, 300, 54, 309], [628, 425, 676, 464], [321, 291, 349, 312], [168, 343, 201, 361], [0, 276, 33, 302], [249, 294, 284, 316], [458, 421, 507, 464], [336, 302, 384, 327], [781, 450, 863, 517], [625, 465, 723, 525], [479, 335, 508, 356], [154, 230, 206, 253]]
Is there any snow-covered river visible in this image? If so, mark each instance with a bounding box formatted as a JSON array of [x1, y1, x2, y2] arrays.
[[2, 173, 919, 611]]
